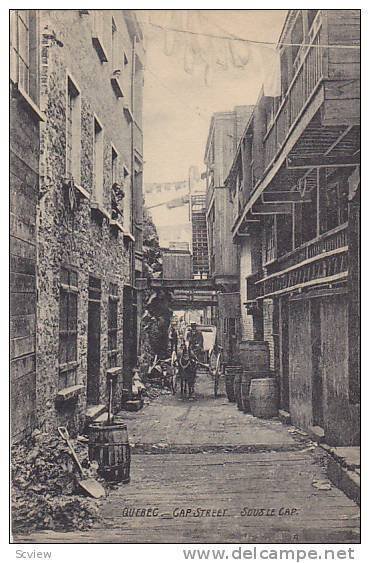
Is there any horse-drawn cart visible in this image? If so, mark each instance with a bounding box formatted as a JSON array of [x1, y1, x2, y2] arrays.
[[185, 325, 223, 398], [147, 324, 223, 399]]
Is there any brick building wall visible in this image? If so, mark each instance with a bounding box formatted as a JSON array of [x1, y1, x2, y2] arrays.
[[35, 10, 143, 433]]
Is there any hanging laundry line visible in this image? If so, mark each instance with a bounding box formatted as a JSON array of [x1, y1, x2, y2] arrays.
[[135, 14, 360, 49]]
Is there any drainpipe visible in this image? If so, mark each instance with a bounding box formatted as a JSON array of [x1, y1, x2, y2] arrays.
[[130, 33, 136, 287]]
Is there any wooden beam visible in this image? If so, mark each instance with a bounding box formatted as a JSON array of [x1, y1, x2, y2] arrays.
[[150, 278, 215, 290], [324, 126, 353, 156], [251, 203, 292, 215], [286, 154, 360, 169], [262, 191, 311, 203]]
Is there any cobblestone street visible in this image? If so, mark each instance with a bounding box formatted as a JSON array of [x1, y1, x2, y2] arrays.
[[15, 373, 360, 544]]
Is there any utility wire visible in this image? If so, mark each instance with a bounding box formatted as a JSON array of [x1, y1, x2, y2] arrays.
[[135, 13, 360, 50]]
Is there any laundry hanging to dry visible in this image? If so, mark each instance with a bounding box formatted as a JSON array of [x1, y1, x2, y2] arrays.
[[142, 10, 281, 94]]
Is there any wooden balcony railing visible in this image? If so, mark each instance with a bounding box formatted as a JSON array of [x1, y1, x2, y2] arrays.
[[272, 223, 348, 273], [264, 16, 324, 171], [252, 224, 348, 299]]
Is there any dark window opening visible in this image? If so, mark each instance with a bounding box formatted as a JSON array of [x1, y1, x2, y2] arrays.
[[277, 214, 293, 257], [301, 186, 317, 243], [59, 267, 78, 389]]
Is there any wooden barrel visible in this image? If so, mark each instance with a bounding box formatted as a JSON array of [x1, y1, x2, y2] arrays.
[[233, 371, 243, 410], [88, 422, 131, 483], [249, 378, 278, 419], [239, 341, 270, 372], [240, 372, 252, 413], [241, 371, 272, 413], [224, 366, 242, 403]]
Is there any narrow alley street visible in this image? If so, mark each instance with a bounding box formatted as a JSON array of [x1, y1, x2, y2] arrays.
[[9, 9, 361, 551], [15, 374, 360, 544]]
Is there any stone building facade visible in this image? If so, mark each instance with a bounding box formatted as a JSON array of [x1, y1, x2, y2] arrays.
[[204, 106, 253, 363], [10, 9, 145, 439]]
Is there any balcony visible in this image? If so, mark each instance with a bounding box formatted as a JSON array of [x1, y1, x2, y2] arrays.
[[263, 10, 359, 176], [251, 224, 348, 300], [264, 16, 325, 172]]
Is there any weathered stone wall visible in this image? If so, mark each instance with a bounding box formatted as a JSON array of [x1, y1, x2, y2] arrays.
[[36, 10, 140, 433]]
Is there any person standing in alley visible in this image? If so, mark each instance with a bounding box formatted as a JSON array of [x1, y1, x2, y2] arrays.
[[169, 323, 178, 355], [188, 322, 204, 361]]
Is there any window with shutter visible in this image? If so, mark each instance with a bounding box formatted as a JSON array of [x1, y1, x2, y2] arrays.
[[66, 76, 81, 183], [59, 267, 78, 389], [10, 10, 40, 106]]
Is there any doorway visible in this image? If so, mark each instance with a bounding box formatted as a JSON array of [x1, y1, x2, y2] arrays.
[[87, 276, 101, 405], [123, 285, 136, 387], [311, 299, 324, 427], [279, 296, 290, 411]]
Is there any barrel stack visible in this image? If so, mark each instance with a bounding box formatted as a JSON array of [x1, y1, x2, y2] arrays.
[[237, 340, 279, 418]]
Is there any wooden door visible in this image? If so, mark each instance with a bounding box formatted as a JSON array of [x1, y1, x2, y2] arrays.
[[311, 299, 324, 427], [123, 285, 135, 387]]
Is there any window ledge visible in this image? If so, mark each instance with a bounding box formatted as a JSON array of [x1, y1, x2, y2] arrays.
[[106, 366, 122, 379], [91, 201, 111, 221], [123, 231, 135, 242], [123, 104, 133, 123], [110, 219, 125, 233], [92, 35, 109, 62], [59, 360, 79, 373], [75, 183, 91, 199], [56, 384, 84, 403], [111, 75, 124, 98], [12, 82, 46, 122]]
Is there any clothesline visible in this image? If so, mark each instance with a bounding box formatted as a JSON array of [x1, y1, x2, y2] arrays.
[[137, 15, 360, 50]]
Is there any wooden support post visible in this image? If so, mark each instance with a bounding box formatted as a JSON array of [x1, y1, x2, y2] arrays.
[[294, 202, 303, 248], [318, 168, 327, 235]]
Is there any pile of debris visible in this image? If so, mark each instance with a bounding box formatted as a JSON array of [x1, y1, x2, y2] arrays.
[[145, 383, 172, 401], [11, 430, 102, 533]]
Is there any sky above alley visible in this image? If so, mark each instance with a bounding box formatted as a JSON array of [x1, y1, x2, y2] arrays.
[[137, 10, 287, 184]]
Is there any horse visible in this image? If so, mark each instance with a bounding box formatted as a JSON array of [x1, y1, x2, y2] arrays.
[[178, 341, 197, 398]]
